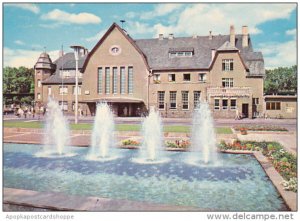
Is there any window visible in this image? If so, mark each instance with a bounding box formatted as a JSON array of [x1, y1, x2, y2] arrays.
[[169, 51, 193, 57], [168, 74, 175, 82], [97, 68, 102, 94], [59, 101, 68, 111], [222, 78, 234, 88], [120, 67, 126, 94], [37, 93, 41, 100], [266, 102, 281, 110], [158, 91, 165, 110], [59, 86, 68, 95], [105, 67, 110, 94], [37, 79, 41, 87], [113, 67, 118, 94], [199, 73, 206, 82], [111, 47, 119, 54], [128, 67, 133, 94], [72, 86, 81, 95], [230, 99, 237, 110], [153, 74, 161, 83], [183, 74, 190, 81], [214, 99, 220, 110], [182, 91, 189, 110], [170, 91, 177, 109], [48, 86, 51, 95], [222, 99, 228, 110], [222, 59, 234, 71], [193, 91, 201, 109], [253, 98, 259, 105]]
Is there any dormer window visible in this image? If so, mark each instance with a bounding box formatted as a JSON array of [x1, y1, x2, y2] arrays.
[[169, 48, 194, 58]]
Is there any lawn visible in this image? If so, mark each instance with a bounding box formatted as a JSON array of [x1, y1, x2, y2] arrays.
[[3, 121, 232, 134]]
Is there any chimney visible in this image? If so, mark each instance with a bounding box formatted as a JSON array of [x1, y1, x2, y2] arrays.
[[168, 33, 174, 40], [230, 25, 235, 47], [211, 49, 216, 61], [242, 26, 249, 48], [209, 31, 212, 40], [159, 34, 164, 40], [59, 49, 64, 57]]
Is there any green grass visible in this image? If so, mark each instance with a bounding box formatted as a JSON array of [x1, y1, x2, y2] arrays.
[[4, 121, 43, 128], [3, 121, 232, 134]]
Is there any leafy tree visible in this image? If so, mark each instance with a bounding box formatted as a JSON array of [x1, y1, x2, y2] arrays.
[[3, 66, 34, 105], [264, 66, 297, 95]]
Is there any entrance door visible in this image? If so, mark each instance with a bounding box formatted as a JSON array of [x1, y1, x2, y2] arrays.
[[242, 103, 249, 118]]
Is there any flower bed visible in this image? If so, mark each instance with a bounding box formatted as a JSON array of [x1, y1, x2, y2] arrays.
[[165, 140, 190, 149], [122, 139, 140, 146], [233, 125, 288, 132], [219, 140, 297, 192]]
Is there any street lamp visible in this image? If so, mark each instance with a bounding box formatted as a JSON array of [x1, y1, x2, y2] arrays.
[[70, 45, 84, 124]]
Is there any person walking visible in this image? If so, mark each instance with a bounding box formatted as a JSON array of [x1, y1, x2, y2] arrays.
[[235, 109, 240, 120]]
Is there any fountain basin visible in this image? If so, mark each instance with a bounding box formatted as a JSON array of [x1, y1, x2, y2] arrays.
[[4, 143, 288, 211]]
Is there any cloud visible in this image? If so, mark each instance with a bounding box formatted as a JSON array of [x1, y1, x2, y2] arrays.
[[286, 28, 296, 36], [5, 3, 40, 14], [4, 47, 59, 68], [140, 4, 184, 20], [258, 39, 296, 69], [147, 4, 296, 37], [125, 4, 184, 20], [41, 9, 101, 25], [85, 30, 106, 42], [14, 40, 25, 45]]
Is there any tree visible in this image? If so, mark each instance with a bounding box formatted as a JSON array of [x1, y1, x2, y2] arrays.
[[264, 66, 297, 95], [3, 66, 34, 105]]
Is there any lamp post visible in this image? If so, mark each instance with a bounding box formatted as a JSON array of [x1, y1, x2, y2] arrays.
[[70, 45, 84, 124]]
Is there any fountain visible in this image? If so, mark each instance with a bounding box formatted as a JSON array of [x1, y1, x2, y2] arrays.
[[36, 98, 73, 157], [87, 102, 117, 161], [133, 107, 168, 164], [189, 101, 218, 165]]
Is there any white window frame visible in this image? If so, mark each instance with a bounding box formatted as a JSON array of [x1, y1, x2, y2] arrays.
[[59, 101, 68, 111], [222, 78, 234, 88], [73, 86, 81, 95], [199, 73, 206, 82], [170, 91, 177, 109], [183, 73, 191, 82], [193, 91, 201, 109], [37, 79, 41, 87], [120, 67, 126, 94], [154, 74, 161, 81], [113, 67, 118, 94], [48, 86, 51, 95], [214, 99, 220, 110], [222, 59, 234, 71], [168, 74, 175, 82], [59, 86, 68, 95], [158, 91, 165, 110], [222, 99, 228, 110], [230, 99, 237, 110], [105, 67, 110, 94], [37, 93, 41, 100], [182, 91, 189, 110]]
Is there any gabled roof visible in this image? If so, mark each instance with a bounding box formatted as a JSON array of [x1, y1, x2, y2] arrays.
[[217, 41, 239, 51], [81, 23, 150, 72]]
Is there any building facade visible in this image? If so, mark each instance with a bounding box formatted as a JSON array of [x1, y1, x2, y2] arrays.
[[34, 23, 271, 118]]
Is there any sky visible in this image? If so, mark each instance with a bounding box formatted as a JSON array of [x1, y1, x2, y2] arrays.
[[3, 3, 297, 69]]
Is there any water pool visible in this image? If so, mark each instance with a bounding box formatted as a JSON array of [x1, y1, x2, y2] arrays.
[[3, 143, 287, 211]]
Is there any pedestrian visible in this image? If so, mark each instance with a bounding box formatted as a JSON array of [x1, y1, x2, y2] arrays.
[[32, 108, 35, 118], [235, 109, 240, 120]]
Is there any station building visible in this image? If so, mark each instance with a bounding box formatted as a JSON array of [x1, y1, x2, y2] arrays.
[[34, 22, 290, 118]]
